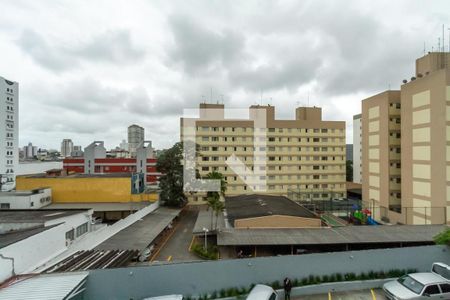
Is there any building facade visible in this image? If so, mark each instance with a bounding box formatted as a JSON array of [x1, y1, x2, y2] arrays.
[[128, 125, 144, 158], [353, 114, 362, 184], [361, 52, 450, 225], [63, 141, 160, 185], [362, 91, 401, 221], [61, 139, 74, 158], [181, 103, 346, 202], [0, 76, 18, 191], [23, 142, 38, 159]]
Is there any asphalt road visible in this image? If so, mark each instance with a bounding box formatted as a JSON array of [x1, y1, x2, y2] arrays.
[[152, 207, 202, 262], [293, 289, 387, 300]]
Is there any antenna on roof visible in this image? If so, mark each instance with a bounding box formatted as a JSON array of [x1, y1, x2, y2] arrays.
[[443, 24, 445, 52], [210, 87, 213, 102], [423, 42, 426, 55], [307, 91, 310, 107]]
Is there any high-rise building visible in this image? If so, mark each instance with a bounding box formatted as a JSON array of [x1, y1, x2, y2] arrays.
[[361, 52, 450, 225], [0, 76, 18, 191], [23, 142, 38, 159], [181, 103, 347, 202], [61, 139, 74, 158], [128, 125, 144, 158], [353, 114, 362, 184]]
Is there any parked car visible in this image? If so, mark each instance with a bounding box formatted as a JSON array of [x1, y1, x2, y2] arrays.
[[383, 263, 450, 300], [246, 284, 278, 300]]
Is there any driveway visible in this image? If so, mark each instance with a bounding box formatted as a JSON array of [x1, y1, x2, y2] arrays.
[[151, 206, 203, 262]]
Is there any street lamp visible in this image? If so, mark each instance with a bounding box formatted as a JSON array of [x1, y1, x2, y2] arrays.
[[202, 227, 209, 251]]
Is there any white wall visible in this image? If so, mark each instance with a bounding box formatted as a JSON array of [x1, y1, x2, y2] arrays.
[[0, 188, 51, 209], [353, 116, 362, 184], [0, 223, 67, 282], [0, 209, 93, 282]]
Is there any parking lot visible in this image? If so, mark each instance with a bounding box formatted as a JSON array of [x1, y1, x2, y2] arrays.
[[293, 289, 387, 300]]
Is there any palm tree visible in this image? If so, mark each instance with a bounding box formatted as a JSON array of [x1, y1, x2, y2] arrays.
[[204, 171, 227, 230], [214, 200, 225, 230]]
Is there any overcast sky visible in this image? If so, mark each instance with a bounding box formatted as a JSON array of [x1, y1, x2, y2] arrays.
[[1, 0, 449, 150]]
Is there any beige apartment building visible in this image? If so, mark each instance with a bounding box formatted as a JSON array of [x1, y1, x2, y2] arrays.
[[362, 52, 450, 225], [181, 103, 346, 202]]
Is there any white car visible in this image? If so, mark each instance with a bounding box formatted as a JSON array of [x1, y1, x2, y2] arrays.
[[246, 284, 278, 300], [383, 263, 450, 300]]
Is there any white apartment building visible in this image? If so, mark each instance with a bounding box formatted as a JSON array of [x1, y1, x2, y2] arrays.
[[61, 139, 74, 158], [0, 76, 18, 191], [128, 124, 144, 158], [353, 114, 362, 184]]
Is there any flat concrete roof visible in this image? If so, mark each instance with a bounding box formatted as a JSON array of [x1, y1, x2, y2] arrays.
[[18, 172, 132, 178], [0, 209, 90, 223], [217, 225, 447, 246], [95, 207, 181, 251], [46, 202, 154, 212]]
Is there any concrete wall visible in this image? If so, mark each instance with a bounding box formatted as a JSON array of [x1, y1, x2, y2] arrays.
[[16, 176, 157, 203], [0, 223, 67, 283], [83, 245, 450, 300], [0, 188, 51, 209], [234, 215, 322, 228], [353, 115, 362, 184]]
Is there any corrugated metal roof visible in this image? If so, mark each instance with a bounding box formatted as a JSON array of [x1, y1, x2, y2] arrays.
[[217, 225, 447, 246], [0, 272, 88, 300]]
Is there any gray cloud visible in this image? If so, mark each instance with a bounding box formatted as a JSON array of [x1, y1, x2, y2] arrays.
[[167, 14, 245, 75], [16, 29, 145, 72], [1, 0, 447, 150]]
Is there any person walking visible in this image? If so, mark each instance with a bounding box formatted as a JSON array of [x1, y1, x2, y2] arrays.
[[283, 277, 292, 300]]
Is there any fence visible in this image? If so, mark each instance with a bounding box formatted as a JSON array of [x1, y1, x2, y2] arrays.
[[83, 245, 450, 300], [361, 201, 448, 225]]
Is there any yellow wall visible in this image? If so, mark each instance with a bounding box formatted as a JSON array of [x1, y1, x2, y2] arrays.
[[16, 177, 158, 203]]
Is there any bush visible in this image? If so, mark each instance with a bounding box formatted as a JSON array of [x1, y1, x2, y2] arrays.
[[191, 243, 218, 260], [434, 228, 450, 245]]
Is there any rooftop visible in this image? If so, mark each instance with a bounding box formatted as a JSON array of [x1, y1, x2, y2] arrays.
[[46, 202, 153, 212], [0, 209, 90, 223], [0, 188, 50, 197], [95, 207, 181, 251], [225, 194, 319, 225], [18, 172, 133, 179], [0, 225, 56, 249], [217, 225, 446, 246]]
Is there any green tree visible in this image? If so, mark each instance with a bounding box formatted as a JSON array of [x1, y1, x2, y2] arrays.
[[156, 142, 186, 207], [214, 200, 225, 230], [434, 228, 450, 245], [346, 160, 353, 182], [204, 171, 227, 230]]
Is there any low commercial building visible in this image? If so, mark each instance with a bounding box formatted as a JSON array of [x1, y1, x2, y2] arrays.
[[63, 141, 161, 185], [225, 194, 322, 228], [15, 173, 157, 203], [0, 188, 51, 209], [0, 209, 93, 282]]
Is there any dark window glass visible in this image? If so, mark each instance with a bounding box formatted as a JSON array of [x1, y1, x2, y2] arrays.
[[423, 285, 440, 295]]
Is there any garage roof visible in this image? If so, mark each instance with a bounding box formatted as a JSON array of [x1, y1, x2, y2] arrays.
[[225, 194, 318, 225], [217, 225, 447, 246]]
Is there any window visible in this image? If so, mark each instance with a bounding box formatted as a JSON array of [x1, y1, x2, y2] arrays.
[[440, 283, 450, 293], [66, 229, 75, 241], [423, 285, 440, 295], [202, 167, 209, 171], [76, 223, 88, 237], [0, 203, 10, 209]]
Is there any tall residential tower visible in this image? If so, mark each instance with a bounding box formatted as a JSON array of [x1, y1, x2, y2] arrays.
[[128, 124, 144, 158], [0, 76, 18, 191], [361, 52, 450, 225]]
